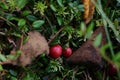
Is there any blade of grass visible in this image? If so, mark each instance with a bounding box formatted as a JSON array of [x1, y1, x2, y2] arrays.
[[103, 19, 114, 57], [92, 0, 120, 40], [91, 0, 115, 57]]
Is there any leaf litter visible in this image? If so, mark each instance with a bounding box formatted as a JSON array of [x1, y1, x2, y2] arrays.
[[0, 31, 49, 66]]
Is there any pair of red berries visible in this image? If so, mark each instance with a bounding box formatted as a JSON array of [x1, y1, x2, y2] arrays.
[[107, 63, 118, 76], [49, 44, 72, 59]]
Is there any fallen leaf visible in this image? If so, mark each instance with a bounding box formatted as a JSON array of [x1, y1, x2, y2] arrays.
[[66, 27, 106, 68], [1, 31, 49, 66]]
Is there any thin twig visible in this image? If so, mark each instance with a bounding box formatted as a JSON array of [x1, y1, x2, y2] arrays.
[[19, 34, 24, 50], [17, 71, 25, 79], [48, 27, 64, 44], [62, 66, 79, 80], [86, 70, 92, 80], [102, 69, 106, 80], [0, 32, 5, 35], [83, 71, 88, 80], [0, 16, 17, 27], [44, 14, 54, 33]]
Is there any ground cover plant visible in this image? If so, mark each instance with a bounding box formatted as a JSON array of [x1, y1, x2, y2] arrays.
[[0, 0, 120, 80]]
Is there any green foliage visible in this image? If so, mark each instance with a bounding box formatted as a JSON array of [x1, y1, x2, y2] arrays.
[[18, 19, 26, 27], [17, 0, 28, 9], [84, 22, 94, 39], [34, 1, 47, 15], [0, 0, 120, 80], [46, 59, 63, 73], [32, 20, 44, 28], [1, 0, 28, 12], [93, 33, 102, 47], [113, 52, 120, 68]]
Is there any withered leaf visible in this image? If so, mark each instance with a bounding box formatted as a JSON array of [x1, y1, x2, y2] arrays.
[[67, 27, 106, 68], [1, 31, 49, 66]]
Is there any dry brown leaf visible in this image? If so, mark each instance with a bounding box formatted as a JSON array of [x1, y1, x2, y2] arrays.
[[67, 27, 106, 68], [83, 0, 96, 24], [1, 31, 49, 66]]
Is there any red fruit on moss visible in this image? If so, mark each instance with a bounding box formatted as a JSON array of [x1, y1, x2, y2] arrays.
[[108, 63, 117, 75], [49, 44, 62, 59], [63, 47, 72, 58]]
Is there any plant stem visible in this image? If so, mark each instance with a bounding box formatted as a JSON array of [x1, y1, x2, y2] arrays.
[[48, 27, 64, 44], [44, 14, 54, 34]]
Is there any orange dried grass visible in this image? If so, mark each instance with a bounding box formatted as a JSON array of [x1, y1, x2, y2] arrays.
[[83, 0, 96, 24]]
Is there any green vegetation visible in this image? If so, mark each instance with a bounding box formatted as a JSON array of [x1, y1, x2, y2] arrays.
[[0, 0, 120, 80]]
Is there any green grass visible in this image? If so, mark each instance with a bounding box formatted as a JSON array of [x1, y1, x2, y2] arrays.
[[0, 0, 120, 80]]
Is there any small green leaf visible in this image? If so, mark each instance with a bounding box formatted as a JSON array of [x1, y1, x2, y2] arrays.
[[0, 53, 6, 62], [32, 20, 44, 28], [80, 22, 86, 35], [9, 69, 17, 76], [16, 50, 22, 55], [50, 37, 61, 46], [78, 5, 84, 11], [93, 33, 102, 47], [10, 76, 18, 80], [117, 0, 120, 3], [23, 73, 34, 80], [22, 10, 32, 16], [17, 0, 28, 9], [6, 55, 16, 60], [12, 32, 22, 38], [114, 19, 119, 28], [0, 3, 9, 9], [113, 52, 120, 61], [100, 44, 109, 57], [57, 17, 62, 26], [5, 14, 19, 21], [84, 22, 94, 39], [57, 0, 64, 7], [18, 19, 26, 27], [26, 15, 37, 21], [50, 4, 57, 12], [68, 2, 74, 7], [0, 65, 3, 71]]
